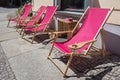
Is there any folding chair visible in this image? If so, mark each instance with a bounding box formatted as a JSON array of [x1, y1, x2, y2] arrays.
[[21, 6, 58, 44], [7, 3, 32, 27], [47, 7, 113, 77], [17, 6, 46, 34]]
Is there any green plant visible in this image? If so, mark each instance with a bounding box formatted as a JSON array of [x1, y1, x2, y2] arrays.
[[16, 5, 24, 15]]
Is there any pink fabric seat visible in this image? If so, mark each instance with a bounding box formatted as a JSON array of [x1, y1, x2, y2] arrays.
[[19, 6, 46, 27], [7, 3, 32, 27], [53, 8, 110, 54], [21, 6, 58, 44], [25, 6, 57, 32]]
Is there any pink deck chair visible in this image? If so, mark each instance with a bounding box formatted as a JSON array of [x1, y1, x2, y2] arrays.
[[7, 3, 32, 27], [17, 6, 46, 34], [47, 7, 113, 77], [21, 6, 58, 44]]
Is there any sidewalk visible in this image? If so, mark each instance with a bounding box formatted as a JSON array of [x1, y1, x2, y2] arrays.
[[0, 7, 120, 80]]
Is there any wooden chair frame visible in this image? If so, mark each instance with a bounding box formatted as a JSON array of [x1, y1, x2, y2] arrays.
[[17, 6, 46, 35], [47, 7, 113, 77], [7, 3, 32, 28], [21, 6, 58, 44], [21, 22, 52, 44]]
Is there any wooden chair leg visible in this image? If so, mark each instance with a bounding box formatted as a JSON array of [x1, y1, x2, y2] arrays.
[[63, 53, 73, 77], [21, 29, 25, 39], [20, 28, 24, 35], [7, 21, 10, 27], [47, 44, 54, 59], [48, 45, 74, 77], [15, 23, 19, 31], [100, 29, 107, 56], [31, 32, 37, 44]]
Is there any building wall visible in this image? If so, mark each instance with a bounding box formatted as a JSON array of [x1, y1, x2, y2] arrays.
[[93, 0, 120, 25], [93, 0, 120, 56], [32, 0, 53, 11], [32, 0, 120, 25]]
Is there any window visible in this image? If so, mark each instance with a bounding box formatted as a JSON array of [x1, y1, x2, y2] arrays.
[[61, 0, 84, 10], [55, 0, 93, 12]]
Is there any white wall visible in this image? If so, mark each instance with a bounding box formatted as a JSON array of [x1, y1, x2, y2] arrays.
[[32, 0, 54, 11], [94, 0, 120, 25]]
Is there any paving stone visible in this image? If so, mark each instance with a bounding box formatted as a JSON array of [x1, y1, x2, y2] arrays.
[[1, 38, 45, 59]]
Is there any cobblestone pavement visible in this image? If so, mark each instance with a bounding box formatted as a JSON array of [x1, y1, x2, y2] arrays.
[[0, 44, 17, 80], [79, 54, 120, 80]]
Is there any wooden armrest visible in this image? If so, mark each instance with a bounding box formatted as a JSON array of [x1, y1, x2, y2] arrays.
[[23, 23, 48, 28], [58, 18, 78, 24], [53, 31, 72, 34], [20, 20, 37, 24], [37, 23, 49, 27], [69, 39, 96, 50], [32, 11, 37, 13], [49, 31, 72, 39], [26, 20, 36, 22]]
